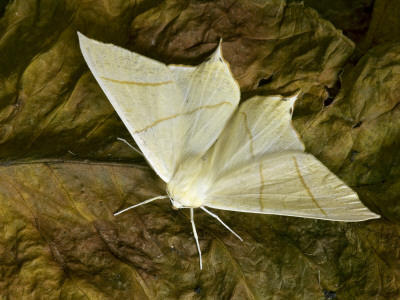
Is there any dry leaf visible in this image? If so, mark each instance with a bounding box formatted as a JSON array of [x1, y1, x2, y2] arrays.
[[0, 0, 398, 298]]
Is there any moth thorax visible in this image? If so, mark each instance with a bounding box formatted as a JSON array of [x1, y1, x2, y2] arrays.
[[167, 169, 211, 209], [167, 156, 211, 209], [167, 181, 204, 209]]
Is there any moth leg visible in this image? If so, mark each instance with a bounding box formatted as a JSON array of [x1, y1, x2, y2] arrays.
[[114, 195, 168, 216], [190, 208, 203, 270], [117, 137, 143, 156], [201, 207, 243, 241]]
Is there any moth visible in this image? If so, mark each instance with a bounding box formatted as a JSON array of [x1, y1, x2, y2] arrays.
[[78, 32, 379, 269]]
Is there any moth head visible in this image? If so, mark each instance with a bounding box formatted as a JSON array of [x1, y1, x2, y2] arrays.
[[166, 186, 183, 209], [170, 197, 183, 210]]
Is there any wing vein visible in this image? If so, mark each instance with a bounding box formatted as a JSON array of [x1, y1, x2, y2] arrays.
[[134, 101, 233, 134], [100, 76, 174, 86], [292, 155, 327, 216]]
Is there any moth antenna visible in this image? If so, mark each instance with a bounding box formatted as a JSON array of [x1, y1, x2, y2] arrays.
[[117, 137, 143, 156], [190, 208, 203, 270], [201, 207, 243, 241], [114, 195, 168, 216]]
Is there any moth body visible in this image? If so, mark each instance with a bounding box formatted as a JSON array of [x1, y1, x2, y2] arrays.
[[167, 157, 211, 209]]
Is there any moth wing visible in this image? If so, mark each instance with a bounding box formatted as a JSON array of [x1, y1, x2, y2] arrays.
[[78, 33, 239, 182], [202, 95, 379, 221], [206, 95, 304, 177], [167, 44, 240, 160], [78, 32, 184, 181], [204, 151, 380, 221]]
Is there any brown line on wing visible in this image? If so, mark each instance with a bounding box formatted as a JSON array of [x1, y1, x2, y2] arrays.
[[241, 111, 266, 210], [258, 162, 265, 211], [133, 101, 233, 134], [240, 112, 255, 157], [292, 155, 327, 216], [100, 76, 174, 86]]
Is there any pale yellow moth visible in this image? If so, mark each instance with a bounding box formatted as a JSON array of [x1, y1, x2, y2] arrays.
[[78, 32, 379, 269]]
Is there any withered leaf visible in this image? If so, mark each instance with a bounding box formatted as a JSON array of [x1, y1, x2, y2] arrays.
[[0, 162, 396, 299], [0, 0, 398, 298]]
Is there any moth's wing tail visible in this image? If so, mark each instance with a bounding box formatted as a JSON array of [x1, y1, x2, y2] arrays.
[[167, 44, 240, 161], [204, 151, 380, 221]]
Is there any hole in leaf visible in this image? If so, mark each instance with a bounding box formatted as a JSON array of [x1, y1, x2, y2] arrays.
[[323, 290, 337, 299], [350, 150, 359, 162], [257, 74, 273, 87], [323, 98, 334, 107], [323, 76, 342, 107]]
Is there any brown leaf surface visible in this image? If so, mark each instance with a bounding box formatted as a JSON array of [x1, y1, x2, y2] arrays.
[[287, 0, 374, 44], [0, 0, 399, 299], [0, 162, 397, 299], [302, 42, 400, 221], [360, 0, 400, 51], [0, 0, 355, 160], [129, 0, 355, 134]]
